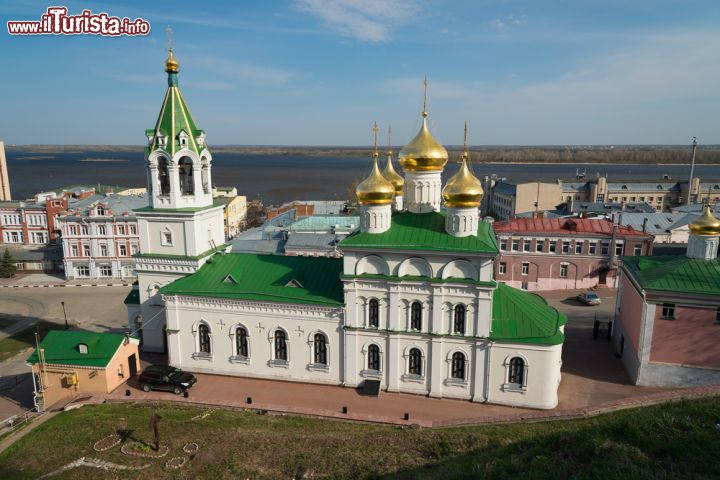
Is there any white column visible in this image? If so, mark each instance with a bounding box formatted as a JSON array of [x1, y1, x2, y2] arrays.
[[428, 338, 443, 398], [393, 194, 404, 212], [471, 341, 488, 402], [168, 164, 181, 208], [404, 171, 442, 213], [343, 330, 359, 387], [192, 165, 203, 200], [387, 337, 400, 392]]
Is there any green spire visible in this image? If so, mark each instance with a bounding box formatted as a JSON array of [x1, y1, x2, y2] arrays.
[[148, 50, 207, 157]]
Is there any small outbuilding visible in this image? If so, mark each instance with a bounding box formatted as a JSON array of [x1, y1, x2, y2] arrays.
[[27, 330, 140, 411]]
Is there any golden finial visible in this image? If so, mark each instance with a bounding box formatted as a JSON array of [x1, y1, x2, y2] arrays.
[[442, 121, 483, 208], [382, 124, 404, 196], [398, 76, 448, 172], [357, 121, 395, 206], [463, 120, 469, 160], [387, 126, 393, 155], [373, 121, 379, 158], [165, 48, 179, 73], [422, 76, 428, 118]]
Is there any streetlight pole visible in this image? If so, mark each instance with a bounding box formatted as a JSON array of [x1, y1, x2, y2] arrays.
[[61, 301, 68, 330], [687, 137, 698, 206]]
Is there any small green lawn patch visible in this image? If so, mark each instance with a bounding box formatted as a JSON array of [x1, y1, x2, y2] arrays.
[[0, 397, 719, 479], [0, 321, 57, 362]]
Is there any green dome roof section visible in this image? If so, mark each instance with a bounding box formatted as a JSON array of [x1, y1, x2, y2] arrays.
[[491, 284, 566, 345], [339, 211, 498, 254], [160, 253, 344, 306]]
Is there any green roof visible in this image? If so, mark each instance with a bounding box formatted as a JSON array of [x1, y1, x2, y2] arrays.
[[124, 288, 140, 305], [160, 253, 344, 306], [27, 330, 127, 368], [491, 284, 566, 345], [339, 211, 498, 254], [622, 255, 720, 296], [149, 72, 206, 157]]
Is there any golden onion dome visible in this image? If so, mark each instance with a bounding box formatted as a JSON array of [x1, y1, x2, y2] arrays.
[[442, 153, 483, 208], [689, 204, 720, 235], [165, 49, 180, 73], [399, 112, 448, 172], [357, 155, 395, 206], [382, 153, 404, 196]]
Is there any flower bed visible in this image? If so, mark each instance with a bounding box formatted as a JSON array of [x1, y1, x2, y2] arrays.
[[93, 434, 121, 452], [120, 442, 169, 458], [183, 442, 199, 455], [165, 456, 188, 469]]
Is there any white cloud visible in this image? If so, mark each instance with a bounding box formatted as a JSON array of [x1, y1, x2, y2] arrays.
[[489, 18, 506, 31], [295, 0, 420, 42], [490, 14, 527, 32], [190, 56, 293, 86]]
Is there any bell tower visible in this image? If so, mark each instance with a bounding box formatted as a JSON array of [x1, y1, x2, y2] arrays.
[[128, 50, 228, 353]]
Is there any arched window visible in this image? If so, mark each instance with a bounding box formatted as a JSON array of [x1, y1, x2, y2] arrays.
[[408, 348, 422, 376], [508, 357, 525, 385], [236, 327, 248, 358], [274, 330, 287, 361], [158, 157, 170, 196], [96, 205, 105, 216], [453, 304, 466, 335], [313, 333, 327, 365], [451, 352, 465, 379], [410, 302, 422, 331], [367, 344, 380, 371], [198, 323, 211, 354], [178, 157, 194, 195], [368, 299, 379, 328]]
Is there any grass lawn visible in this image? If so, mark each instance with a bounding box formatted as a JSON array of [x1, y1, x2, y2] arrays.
[[0, 320, 57, 362], [1, 397, 719, 479]]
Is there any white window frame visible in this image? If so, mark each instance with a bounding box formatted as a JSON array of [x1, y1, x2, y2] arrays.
[[521, 262, 530, 276]]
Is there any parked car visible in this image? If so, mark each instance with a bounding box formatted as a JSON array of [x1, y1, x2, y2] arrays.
[[577, 292, 601, 306], [139, 365, 197, 394]]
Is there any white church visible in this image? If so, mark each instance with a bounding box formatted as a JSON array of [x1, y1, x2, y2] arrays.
[[126, 51, 566, 409]]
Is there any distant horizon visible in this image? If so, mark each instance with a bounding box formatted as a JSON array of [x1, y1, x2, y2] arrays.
[[4, 143, 718, 149]]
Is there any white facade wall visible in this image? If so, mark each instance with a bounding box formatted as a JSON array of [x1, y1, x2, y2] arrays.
[[165, 296, 344, 385]]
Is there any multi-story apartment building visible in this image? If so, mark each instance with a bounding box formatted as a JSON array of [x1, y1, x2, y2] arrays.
[[493, 217, 653, 291], [56, 194, 146, 279], [488, 176, 720, 220], [0, 197, 68, 245]]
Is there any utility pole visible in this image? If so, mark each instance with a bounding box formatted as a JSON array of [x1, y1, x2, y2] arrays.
[[61, 301, 68, 330], [687, 137, 698, 206]]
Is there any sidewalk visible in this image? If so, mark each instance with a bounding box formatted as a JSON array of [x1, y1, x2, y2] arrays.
[[0, 273, 133, 289]]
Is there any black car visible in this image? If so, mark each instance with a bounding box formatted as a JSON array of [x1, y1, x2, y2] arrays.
[[139, 365, 197, 394]]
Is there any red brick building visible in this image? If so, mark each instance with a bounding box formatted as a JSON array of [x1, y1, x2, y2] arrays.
[[0, 197, 68, 246], [493, 217, 653, 291]]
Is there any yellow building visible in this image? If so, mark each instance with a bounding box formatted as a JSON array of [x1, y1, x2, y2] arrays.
[[217, 195, 248, 239], [27, 330, 140, 411]]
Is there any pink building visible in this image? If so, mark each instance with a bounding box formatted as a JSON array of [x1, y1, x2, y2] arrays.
[[612, 205, 720, 387], [493, 217, 653, 291]]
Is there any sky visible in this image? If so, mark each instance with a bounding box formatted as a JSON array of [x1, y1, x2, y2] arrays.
[[1, 0, 720, 146]]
